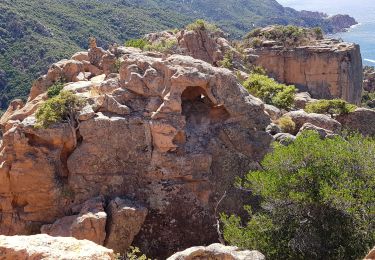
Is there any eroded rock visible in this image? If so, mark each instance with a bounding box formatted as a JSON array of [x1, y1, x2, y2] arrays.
[[284, 110, 342, 134], [167, 243, 265, 260], [0, 234, 114, 260], [0, 43, 272, 258], [336, 108, 375, 136], [41, 197, 107, 245], [250, 39, 363, 104], [104, 197, 148, 254]]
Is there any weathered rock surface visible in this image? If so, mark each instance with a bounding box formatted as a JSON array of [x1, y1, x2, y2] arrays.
[[336, 108, 375, 136], [145, 28, 234, 66], [273, 133, 296, 146], [264, 104, 282, 120], [167, 243, 265, 260], [41, 196, 107, 245], [249, 39, 363, 104], [365, 247, 375, 260], [0, 234, 114, 260], [104, 197, 148, 254], [297, 123, 336, 139], [0, 42, 272, 258], [284, 110, 342, 134], [294, 92, 317, 109]]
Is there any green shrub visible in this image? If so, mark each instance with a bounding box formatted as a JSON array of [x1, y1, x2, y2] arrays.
[[47, 81, 64, 98], [362, 91, 375, 108], [144, 38, 178, 53], [251, 38, 263, 48], [125, 38, 149, 49], [219, 51, 234, 69], [35, 91, 86, 128], [245, 25, 319, 48], [277, 116, 296, 133], [221, 131, 375, 259], [251, 66, 267, 75], [115, 246, 150, 260], [243, 73, 296, 109], [305, 99, 357, 116], [314, 27, 324, 39], [186, 19, 219, 33]]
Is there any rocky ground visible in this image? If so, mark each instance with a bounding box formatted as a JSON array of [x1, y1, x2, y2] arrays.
[[0, 24, 373, 259]]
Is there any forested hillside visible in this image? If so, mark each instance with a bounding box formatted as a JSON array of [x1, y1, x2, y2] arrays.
[[0, 0, 356, 109]]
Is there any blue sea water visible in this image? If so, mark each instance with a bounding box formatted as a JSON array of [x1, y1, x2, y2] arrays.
[[278, 0, 375, 66]]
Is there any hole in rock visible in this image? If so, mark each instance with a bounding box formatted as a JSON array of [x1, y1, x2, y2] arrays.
[[181, 86, 229, 126], [181, 86, 230, 151]]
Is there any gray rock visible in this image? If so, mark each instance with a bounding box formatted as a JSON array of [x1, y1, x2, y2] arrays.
[[336, 108, 375, 137], [264, 104, 282, 120], [274, 133, 296, 146], [284, 110, 341, 134], [266, 123, 281, 135], [167, 243, 265, 260]]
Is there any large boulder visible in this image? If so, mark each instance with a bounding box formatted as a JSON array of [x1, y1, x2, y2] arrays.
[[336, 108, 375, 136], [0, 234, 114, 260], [249, 39, 363, 104], [167, 243, 265, 260], [284, 110, 342, 134], [41, 197, 107, 245], [104, 197, 148, 254], [0, 45, 272, 258]]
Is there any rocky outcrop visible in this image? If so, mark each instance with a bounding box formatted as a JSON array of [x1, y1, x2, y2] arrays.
[[167, 243, 265, 260], [284, 110, 342, 134], [249, 39, 363, 104], [104, 198, 148, 254], [41, 196, 107, 245], [363, 66, 375, 92], [0, 42, 272, 258], [0, 234, 115, 260], [336, 108, 375, 137], [297, 123, 336, 139], [145, 28, 234, 66]]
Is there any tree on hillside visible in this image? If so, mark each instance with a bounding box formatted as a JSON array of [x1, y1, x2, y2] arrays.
[[221, 131, 375, 259]]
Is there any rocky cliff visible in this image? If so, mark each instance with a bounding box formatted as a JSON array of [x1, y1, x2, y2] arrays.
[[248, 38, 363, 104], [0, 39, 272, 257]]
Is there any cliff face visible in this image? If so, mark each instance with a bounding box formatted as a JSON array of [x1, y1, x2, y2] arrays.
[[249, 39, 363, 104], [0, 41, 272, 257]]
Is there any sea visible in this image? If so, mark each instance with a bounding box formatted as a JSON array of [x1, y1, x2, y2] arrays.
[[278, 0, 375, 66]]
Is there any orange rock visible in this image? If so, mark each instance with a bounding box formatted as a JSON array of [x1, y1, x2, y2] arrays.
[[0, 44, 272, 258], [250, 39, 363, 104], [0, 234, 115, 260]]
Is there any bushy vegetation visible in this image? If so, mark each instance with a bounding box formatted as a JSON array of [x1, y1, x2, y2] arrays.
[[243, 73, 296, 109], [115, 246, 150, 260], [47, 81, 64, 98], [277, 116, 296, 133], [186, 19, 220, 33], [125, 38, 178, 53], [35, 91, 85, 128], [246, 25, 324, 48], [362, 91, 375, 108], [305, 99, 357, 116], [221, 131, 375, 259], [125, 39, 148, 50], [219, 51, 234, 69]]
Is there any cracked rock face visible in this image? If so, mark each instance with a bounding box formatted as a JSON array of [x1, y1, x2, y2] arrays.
[[0, 45, 271, 257], [249, 39, 363, 104]]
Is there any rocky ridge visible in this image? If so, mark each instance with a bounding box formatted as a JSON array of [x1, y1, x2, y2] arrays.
[[0, 24, 374, 259], [0, 36, 271, 257], [248, 37, 363, 104]]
